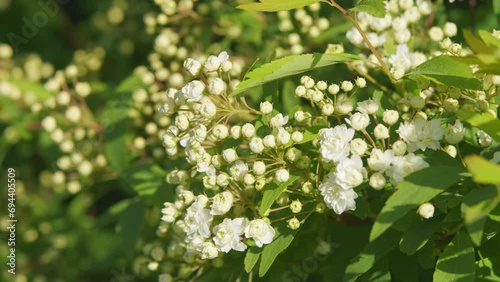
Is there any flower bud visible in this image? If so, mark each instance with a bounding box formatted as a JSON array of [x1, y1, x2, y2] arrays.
[[340, 81, 354, 92], [429, 27, 444, 42], [410, 96, 425, 109], [252, 161, 266, 175], [316, 80, 327, 90], [290, 200, 302, 213], [350, 138, 368, 156], [230, 125, 241, 139], [336, 99, 354, 115], [417, 203, 435, 219], [355, 77, 367, 88], [275, 168, 290, 183], [443, 145, 457, 158], [260, 101, 273, 114], [383, 110, 399, 125], [369, 173, 386, 190], [374, 124, 390, 139], [392, 140, 407, 156], [216, 173, 230, 187], [249, 137, 264, 154], [349, 113, 370, 131], [285, 148, 302, 162], [443, 22, 457, 37], [277, 128, 291, 145], [328, 84, 340, 95], [208, 78, 225, 95], [287, 217, 301, 230], [242, 123, 255, 138], [295, 85, 306, 97], [222, 148, 238, 163], [321, 103, 335, 116], [291, 131, 304, 143], [263, 135, 276, 147]]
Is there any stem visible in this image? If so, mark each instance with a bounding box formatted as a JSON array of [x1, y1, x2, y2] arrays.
[[323, 0, 396, 84]]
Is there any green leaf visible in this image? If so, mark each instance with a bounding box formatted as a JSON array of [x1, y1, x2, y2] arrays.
[[259, 175, 300, 215], [259, 222, 298, 277], [244, 246, 262, 273], [116, 74, 143, 94], [370, 165, 464, 242], [464, 155, 500, 184], [458, 111, 500, 143], [433, 231, 476, 282], [343, 229, 401, 282], [462, 186, 500, 246], [399, 216, 443, 255], [350, 0, 385, 18], [230, 53, 360, 97], [10, 79, 53, 101], [237, 0, 320, 12], [122, 162, 174, 205], [406, 56, 482, 90], [476, 255, 500, 281]]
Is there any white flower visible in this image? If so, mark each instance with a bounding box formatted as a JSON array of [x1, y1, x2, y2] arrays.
[[184, 58, 202, 76], [212, 218, 247, 253], [211, 191, 234, 215], [212, 124, 229, 140], [191, 124, 207, 142], [245, 219, 275, 247], [198, 242, 219, 259], [346, 28, 364, 45], [249, 137, 265, 154], [184, 201, 213, 239], [270, 113, 289, 128], [386, 153, 429, 184], [277, 128, 291, 145], [357, 98, 378, 114], [182, 80, 205, 102], [368, 149, 394, 172], [347, 112, 370, 131], [319, 173, 358, 214], [320, 125, 355, 163], [208, 78, 225, 95], [417, 203, 435, 219], [275, 168, 290, 183], [444, 120, 465, 144], [397, 119, 444, 152], [200, 101, 216, 118], [335, 155, 367, 189], [230, 160, 248, 181], [66, 106, 81, 122], [161, 202, 179, 222], [389, 44, 412, 71], [204, 56, 222, 72]]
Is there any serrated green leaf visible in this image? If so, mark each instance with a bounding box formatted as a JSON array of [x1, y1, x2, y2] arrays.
[[230, 53, 360, 97], [244, 246, 262, 273], [406, 56, 482, 90], [259, 222, 298, 277], [399, 216, 443, 255], [370, 165, 464, 242], [433, 231, 476, 282], [458, 111, 500, 143], [259, 175, 300, 215], [343, 229, 401, 282], [350, 0, 385, 18], [237, 0, 320, 12], [10, 79, 53, 101], [464, 155, 500, 184], [476, 255, 500, 281]]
